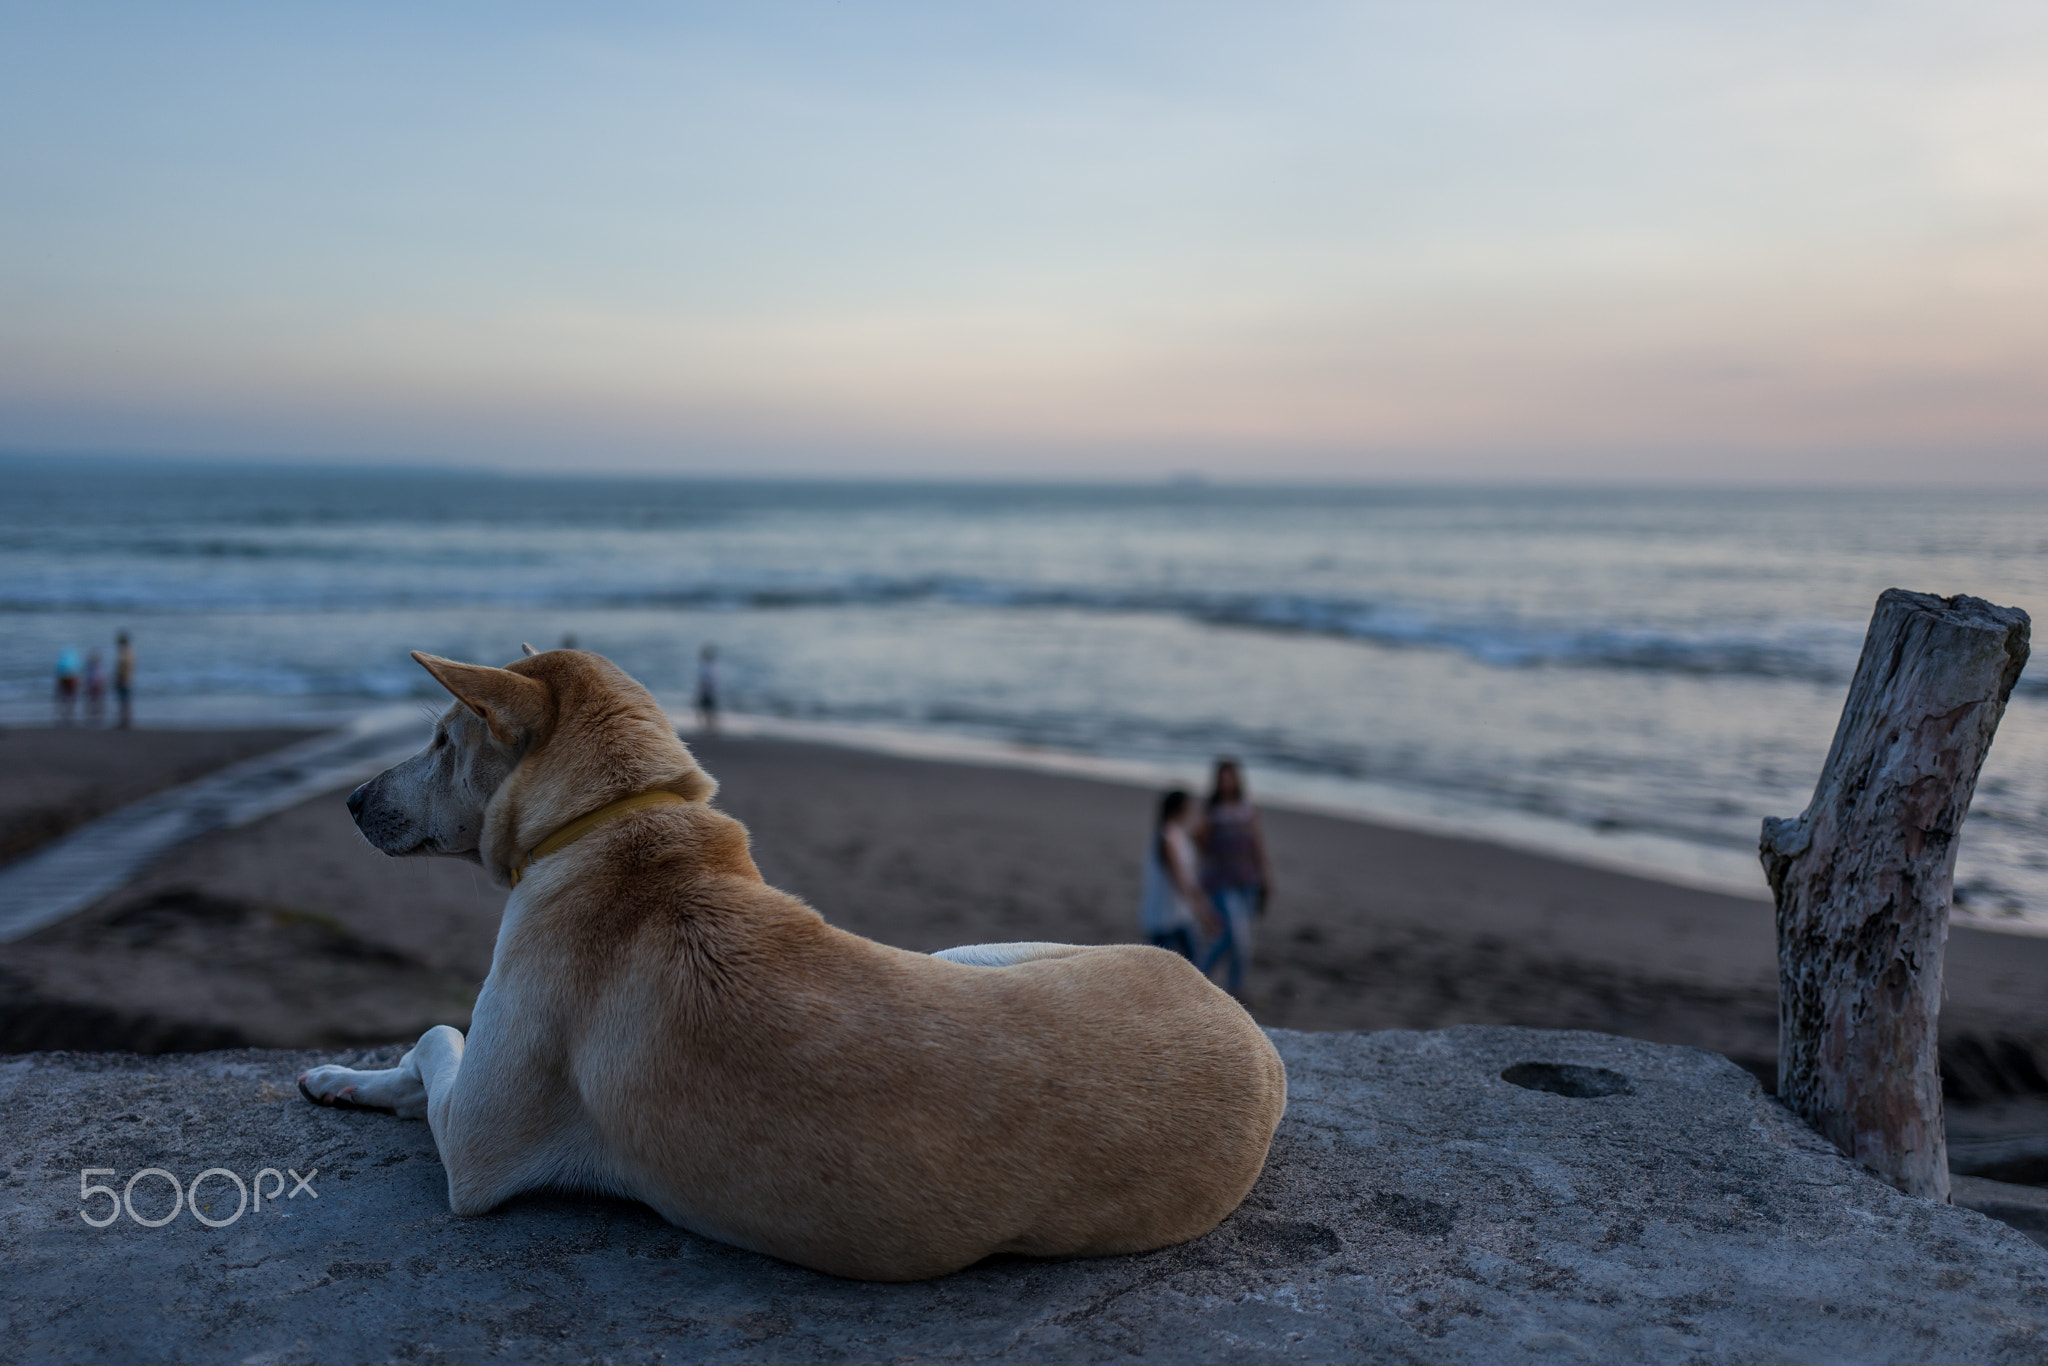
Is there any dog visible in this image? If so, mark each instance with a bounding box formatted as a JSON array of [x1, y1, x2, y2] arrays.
[[298, 648, 1286, 1281]]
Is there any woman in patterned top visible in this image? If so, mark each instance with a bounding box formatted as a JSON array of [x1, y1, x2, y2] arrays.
[[1197, 759, 1272, 1001]]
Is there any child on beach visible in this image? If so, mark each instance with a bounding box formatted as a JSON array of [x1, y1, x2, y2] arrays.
[[53, 647, 81, 724], [83, 651, 106, 725], [1198, 759, 1272, 1001], [696, 643, 720, 733], [1138, 789, 1212, 961], [114, 632, 134, 728]]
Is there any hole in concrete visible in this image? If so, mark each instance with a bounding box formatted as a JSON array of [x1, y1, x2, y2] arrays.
[[1500, 1062, 1635, 1098]]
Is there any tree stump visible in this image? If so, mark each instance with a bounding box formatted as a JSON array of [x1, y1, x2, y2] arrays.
[[1760, 590, 2030, 1200]]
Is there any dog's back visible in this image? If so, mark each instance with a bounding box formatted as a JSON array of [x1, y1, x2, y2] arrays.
[[506, 800, 1286, 1281]]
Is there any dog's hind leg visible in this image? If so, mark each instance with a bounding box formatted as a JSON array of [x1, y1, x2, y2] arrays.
[[930, 942, 1089, 967]]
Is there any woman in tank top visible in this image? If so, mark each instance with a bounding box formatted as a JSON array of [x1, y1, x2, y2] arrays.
[[1138, 789, 1211, 960]]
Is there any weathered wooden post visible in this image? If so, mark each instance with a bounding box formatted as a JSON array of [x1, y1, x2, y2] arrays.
[[1760, 590, 2030, 1201]]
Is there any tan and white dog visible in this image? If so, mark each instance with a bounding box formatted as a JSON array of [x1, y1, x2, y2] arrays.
[[298, 648, 1286, 1281]]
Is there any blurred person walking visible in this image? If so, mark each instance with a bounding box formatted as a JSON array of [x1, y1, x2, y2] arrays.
[[83, 650, 107, 725], [53, 647, 81, 724], [1197, 759, 1273, 1001], [1138, 789, 1213, 961], [696, 643, 721, 733], [114, 631, 135, 729]]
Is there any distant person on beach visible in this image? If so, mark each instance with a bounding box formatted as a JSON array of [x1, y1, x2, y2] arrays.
[[83, 650, 107, 725], [114, 631, 135, 729], [53, 647, 81, 724], [1138, 789, 1213, 961], [1198, 759, 1272, 1001], [696, 644, 720, 733]]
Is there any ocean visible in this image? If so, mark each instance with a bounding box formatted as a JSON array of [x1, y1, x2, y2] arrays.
[[5, 462, 2045, 927]]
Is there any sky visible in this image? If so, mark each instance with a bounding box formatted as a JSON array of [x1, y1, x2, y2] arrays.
[[3, 1, 2047, 482]]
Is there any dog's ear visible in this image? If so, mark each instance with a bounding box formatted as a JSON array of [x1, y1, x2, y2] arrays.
[[412, 652, 548, 746]]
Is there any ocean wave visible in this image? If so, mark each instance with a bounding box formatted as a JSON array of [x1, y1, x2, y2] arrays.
[[0, 569, 1923, 687], [1153, 593, 1862, 683]]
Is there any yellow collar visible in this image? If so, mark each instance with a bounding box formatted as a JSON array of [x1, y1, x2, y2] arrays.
[[508, 790, 690, 887]]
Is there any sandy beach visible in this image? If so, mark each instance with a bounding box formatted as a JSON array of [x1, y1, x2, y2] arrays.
[[0, 725, 314, 865], [5, 726, 2047, 1133]]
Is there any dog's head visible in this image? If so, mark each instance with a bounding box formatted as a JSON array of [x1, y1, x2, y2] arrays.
[[347, 648, 716, 884]]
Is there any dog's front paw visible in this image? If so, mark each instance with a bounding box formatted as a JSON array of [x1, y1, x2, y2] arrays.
[[298, 1065, 389, 1113]]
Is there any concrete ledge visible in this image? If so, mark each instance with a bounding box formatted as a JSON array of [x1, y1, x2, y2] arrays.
[[3, 1027, 2045, 1363]]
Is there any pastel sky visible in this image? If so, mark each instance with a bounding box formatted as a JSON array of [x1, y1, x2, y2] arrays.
[[4, 1, 2047, 480]]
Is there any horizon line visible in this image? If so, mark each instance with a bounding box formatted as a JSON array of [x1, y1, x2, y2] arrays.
[[6, 448, 2048, 495]]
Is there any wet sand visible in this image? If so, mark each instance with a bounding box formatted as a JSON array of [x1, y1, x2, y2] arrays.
[[5, 729, 2047, 1130]]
